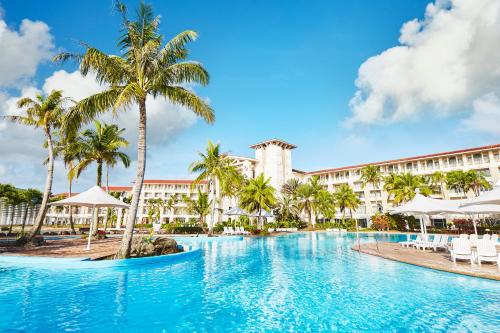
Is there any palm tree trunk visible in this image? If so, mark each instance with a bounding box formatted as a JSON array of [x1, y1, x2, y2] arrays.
[[68, 179, 76, 234], [91, 160, 104, 236], [106, 164, 110, 193], [27, 129, 54, 242], [116, 98, 147, 258], [208, 177, 216, 235]]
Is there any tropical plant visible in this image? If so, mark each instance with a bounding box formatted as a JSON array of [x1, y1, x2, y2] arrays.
[[19, 188, 43, 233], [239, 174, 276, 229], [370, 213, 391, 231], [333, 183, 361, 219], [315, 190, 336, 219], [0, 185, 22, 234], [360, 165, 381, 189], [274, 195, 300, 222], [146, 198, 164, 224], [295, 176, 325, 228], [386, 173, 431, 205], [445, 170, 468, 197], [190, 141, 238, 233], [183, 189, 212, 231], [2, 90, 71, 241], [74, 121, 130, 187], [430, 171, 447, 197], [55, 2, 214, 258], [281, 178, 302, 197], [463, 170, 492, 196]]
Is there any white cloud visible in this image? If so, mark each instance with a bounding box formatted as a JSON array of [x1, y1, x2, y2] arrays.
[[0, 18, 54, 87], [462, 93, 500, 137], [347, 0, 500, 126]]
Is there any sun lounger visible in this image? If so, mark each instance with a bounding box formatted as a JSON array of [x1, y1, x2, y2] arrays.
[[399, 235, 421, 248], [326, 228, 340, 233], [433, 235, 449, 251], [416, 234, 441, 251], [469, 234, 478, 246], [491, 234, 498, 243], [482, 234, 491, 241], [450, 238, 473, 264], [475, 239, 499, 266], [459, 234, 468, 239]]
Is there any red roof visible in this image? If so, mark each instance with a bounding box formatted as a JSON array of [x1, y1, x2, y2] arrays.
[[143, 179, 207, 184], [308, 143, 500, 175], [104, 186, 132, 192]]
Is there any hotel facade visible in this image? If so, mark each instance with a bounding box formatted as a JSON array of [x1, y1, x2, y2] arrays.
[[3, 140, 500, 228]]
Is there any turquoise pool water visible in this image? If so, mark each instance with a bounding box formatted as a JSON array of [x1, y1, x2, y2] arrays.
[[0, 233, 499, 332]]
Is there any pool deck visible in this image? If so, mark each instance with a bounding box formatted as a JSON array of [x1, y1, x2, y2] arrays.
[[353, 242, 500, 281]]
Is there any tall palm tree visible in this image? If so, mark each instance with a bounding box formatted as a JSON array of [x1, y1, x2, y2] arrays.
[[295, 176, 324, 228], [315, 190, 336, 220], [333, 184, 361, 219], [55, 2, 214, 258], [430, 171, 447, 197], [275, 195, 300, 222], [239, 174, 276, 229], [464, 170, 492, 196], [281, 178, 302, 197], [360, 165, 381, 189], [2, 90, 70, 241], [19, 188, 43, 233], [183, 189, 212, 232], [189, 141, 237, 233], [446, 170, 468, 198], [74, 121, 130, 186], [390, 173, 431, 205]]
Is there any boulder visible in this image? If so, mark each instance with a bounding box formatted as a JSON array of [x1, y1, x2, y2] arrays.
[[130, 236, 181, 258]]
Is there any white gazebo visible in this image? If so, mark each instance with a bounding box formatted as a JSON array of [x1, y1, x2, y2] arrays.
[[50, 186, 129, 250]]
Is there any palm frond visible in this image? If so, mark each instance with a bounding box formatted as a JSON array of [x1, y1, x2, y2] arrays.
[[158, 86, 214, 123]]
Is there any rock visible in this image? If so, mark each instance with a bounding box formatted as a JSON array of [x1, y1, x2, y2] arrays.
[[18, 235, 46, 247], [130, 236, 181, 258]]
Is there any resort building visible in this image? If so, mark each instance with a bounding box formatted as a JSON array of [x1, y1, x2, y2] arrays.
[[3, 140, 500, 228]]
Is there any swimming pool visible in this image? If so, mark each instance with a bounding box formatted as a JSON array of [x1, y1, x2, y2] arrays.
[[0, 232, 499, 332]]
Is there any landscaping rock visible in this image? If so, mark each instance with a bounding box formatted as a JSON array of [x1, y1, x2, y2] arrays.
[[130, 236, 181, 258]]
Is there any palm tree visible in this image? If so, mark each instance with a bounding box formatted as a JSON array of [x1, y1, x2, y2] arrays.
[[464, 170, 492, 196], [19, 189, 43, 233], [2, 90, 70, 241], [281, 178, 302, 197], [146, 198, 164, 224], [275, 195, 300, 222], [239, 174, 276, 229], [55, 2, 214, 258], [183, 189, 212, 232], [52, 130, 83, 234], [446, 170, 468, 198], [189, 141, 238, 233], [296, 176, 324, 228], [360, 165, 381, 189], [333, 184, 361, 220], [0, 185, 22, 234], [74, 121, 130, 186], [430, 171, 447, 197], [315, 190, 336, 220], [390, 173, 431, 204]]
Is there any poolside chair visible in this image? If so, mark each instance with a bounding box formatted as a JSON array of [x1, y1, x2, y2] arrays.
[[433, 235, 449, 252], [483, 234, 491, 241], [475, 240, 499, 267], [399, 235, 420, 248], [459, 234, 468, 239], [469, 234, 478, 246], [416, 234, 441, 251], [491, 234, 498, 243], [450, 238, 474, 264], [241, 227, 250, 235]]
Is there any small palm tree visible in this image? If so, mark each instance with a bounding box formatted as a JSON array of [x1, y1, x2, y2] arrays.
[[315, 190, 336, 220], [2, 90, 70, 241], [19, 188, 43, 233], [74, 121, 130, 186], [464, 170, 492, 196], [333, 184, 361, 220], [183, 189, 212, 232], [281, 178, 302, 197], [0, 185, 23, 234], [146, 198, 164, 224], [55, 2, 214, 258], [189, 141, 238, 233], [360, 165, 381, 189], [390, 173, 431, 205], [296, 176, 323, 228], [275, 195, 300, 222], [239, 174, 276, 229], [430, 171, 447, 197]]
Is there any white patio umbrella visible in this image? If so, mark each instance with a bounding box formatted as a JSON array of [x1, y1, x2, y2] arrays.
[[391, 192, 459, 236], [461, 182, 500, 206], [223, 206, 248, 216], [50, 186, 129, 250], [441, 204, 500, 235]]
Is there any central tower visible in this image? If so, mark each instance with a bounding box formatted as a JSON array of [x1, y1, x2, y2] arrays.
[[250, 139, 296, 192]]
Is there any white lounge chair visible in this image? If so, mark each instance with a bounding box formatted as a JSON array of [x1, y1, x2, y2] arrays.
[[483, 234, 491, 241], [416, 234, 441, 251], [399, 235, 419, 248], [469, 234, 478, 246], [450, 238, 474, 264], [459, 234, 468, 239], [491, 234, 498, 243], [475, 240, 499, 266], [433, 235, 449, 251]]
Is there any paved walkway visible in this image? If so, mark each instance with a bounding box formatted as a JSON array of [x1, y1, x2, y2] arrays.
[[353, 242, 500, 281]]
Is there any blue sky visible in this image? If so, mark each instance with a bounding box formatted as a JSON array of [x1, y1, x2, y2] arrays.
[[1, 0, 499, 192]]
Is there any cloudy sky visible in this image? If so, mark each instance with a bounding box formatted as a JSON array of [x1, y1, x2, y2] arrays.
[[1, 0, 499, 192]]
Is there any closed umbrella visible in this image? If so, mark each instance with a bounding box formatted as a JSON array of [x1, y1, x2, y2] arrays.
[[50, 186, 129, 250]]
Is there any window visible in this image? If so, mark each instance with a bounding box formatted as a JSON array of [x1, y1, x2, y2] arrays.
[[426, 160, 433, 169], [473, 153, 482, 164], [448, 156, 457, 167]]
